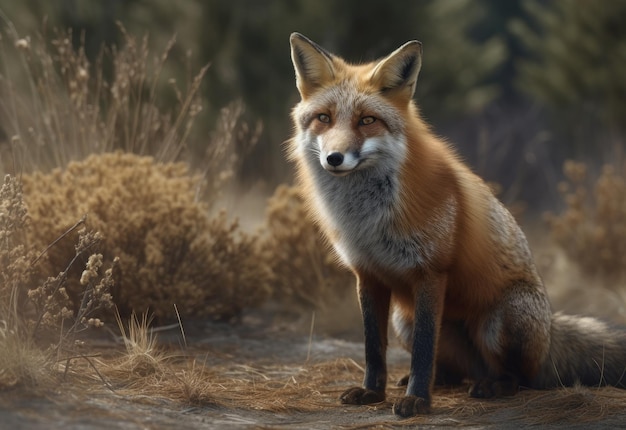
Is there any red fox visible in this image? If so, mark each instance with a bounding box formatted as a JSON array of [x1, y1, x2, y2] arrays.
[[288, 32, 626, 417]]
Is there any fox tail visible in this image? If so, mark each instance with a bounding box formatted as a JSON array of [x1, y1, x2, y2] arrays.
[[533, 312, 626, 389]]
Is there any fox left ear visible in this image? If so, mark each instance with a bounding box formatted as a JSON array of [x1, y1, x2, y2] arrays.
[[370, 41, 422, 102], [290, 33, 336, 99]]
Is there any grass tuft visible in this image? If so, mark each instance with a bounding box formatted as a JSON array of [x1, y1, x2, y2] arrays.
[[114, 312, 166, 379]]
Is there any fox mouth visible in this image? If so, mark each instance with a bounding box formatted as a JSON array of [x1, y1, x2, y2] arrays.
[[326, 167, 354, 177], [324, 160, 367, 176]]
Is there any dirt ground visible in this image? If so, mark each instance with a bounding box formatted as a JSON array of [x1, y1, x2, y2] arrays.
[[3, 211, 626, 429], [2, 302, 626, 430]]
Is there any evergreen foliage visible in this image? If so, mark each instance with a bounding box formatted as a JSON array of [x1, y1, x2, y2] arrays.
[[2, 1, 626, 179], [512, 0, 626, 153]]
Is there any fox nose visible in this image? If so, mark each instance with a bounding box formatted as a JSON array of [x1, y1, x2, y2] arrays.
[[326, 152, 344, 167]]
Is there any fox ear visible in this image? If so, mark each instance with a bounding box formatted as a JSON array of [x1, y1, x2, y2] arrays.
[[290, 33, 336, 99], [370, 41, 422, 102]]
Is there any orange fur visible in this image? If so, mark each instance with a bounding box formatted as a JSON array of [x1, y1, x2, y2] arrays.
[[288, 33, 626, 418]]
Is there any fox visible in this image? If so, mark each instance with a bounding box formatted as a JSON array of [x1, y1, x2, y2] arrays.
[[287, 32, 626, 418]]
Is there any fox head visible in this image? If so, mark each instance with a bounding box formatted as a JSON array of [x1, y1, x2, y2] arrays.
[[289, 32, 422, 177]]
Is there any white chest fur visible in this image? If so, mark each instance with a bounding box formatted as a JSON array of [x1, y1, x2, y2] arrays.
[[309, 164, 454, 274]]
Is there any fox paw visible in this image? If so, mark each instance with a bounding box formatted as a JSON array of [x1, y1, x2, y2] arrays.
[[392, 395, 431, 417], [396, 374, 409, 387], [340, 387, 385, 405], [469, 378, 518, 398], [397, 372, 463, 388]]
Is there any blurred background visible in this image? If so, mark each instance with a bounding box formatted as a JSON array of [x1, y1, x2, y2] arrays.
[[1, 0, 626, 330], [3, 0, 625, 212], [2, 4, 626, 413]]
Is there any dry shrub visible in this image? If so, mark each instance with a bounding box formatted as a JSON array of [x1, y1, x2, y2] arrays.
[[0, 175, 33, 309], [263, 184, 353, 309], [0, 175, 51, 389], [1, 174, 117, 389], [0, 16, 272, 399], [27, 225, 116, 341], [1, 19, 268, 323], [546, 160, 626, 284], [22, 152, 272, 321]]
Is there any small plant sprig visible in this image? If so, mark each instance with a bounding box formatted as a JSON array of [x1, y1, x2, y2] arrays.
[[0, 175, 34, 313], [0, 175, 47, 389], [27, 218, 116, 349], [1, 174, 119, 388]]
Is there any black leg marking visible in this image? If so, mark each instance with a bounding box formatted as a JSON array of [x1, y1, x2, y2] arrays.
[[393, 278, 445, 417], [340, 275, 390, 405]]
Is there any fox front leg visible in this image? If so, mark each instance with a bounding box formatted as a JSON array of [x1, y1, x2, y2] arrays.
[[393, 276, 446, 417], [340, 273, 390, 405]]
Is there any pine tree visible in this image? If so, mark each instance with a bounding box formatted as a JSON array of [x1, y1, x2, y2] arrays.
[[512, 0, 626, 149]]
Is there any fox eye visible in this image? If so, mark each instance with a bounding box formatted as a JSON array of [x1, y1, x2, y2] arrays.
[[359, 116, 376, 125], [317, 113, 331, 123]]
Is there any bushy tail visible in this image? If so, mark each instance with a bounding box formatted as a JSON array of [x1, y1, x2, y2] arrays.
[[533, 312, 626, 389]]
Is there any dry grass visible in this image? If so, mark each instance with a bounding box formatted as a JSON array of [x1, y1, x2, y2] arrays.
[[41, 312, 625, 427], [0, 22, 207, 173], [71, 347, 366, 413], [0, 321, 51, 390], [113, 312, 168, 379], [149, 360, 339, 412], [508, 386, 626, 425], [51, 334, 626, 428]]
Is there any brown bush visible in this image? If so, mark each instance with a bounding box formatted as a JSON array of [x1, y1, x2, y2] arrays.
[[262, 184, 353, 309], [546, 160, 626, 283], [1, 22, 268, 322], [22, 152, 272, 321]]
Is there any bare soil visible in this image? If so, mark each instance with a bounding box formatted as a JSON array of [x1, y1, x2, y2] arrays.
[[2, 305, 626, 430]]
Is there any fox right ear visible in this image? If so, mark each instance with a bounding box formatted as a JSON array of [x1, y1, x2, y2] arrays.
[[290, 33, 336, 99], [370, 40, 422, 103]]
